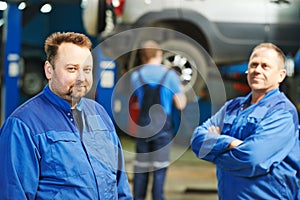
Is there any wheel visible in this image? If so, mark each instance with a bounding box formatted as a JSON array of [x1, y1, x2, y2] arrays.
[[20, 59, 46, 97], [82, 0, 107, 36], [160, 39, 208, 101]]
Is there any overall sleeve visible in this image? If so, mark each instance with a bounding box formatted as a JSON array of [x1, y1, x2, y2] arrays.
[[213, 109, 297, 177], [116, 139, 133, 200], [130, 71, 142, 106], [0, 118, 40, 199], [130, 71, 139, 92], [191, 102, 237, 161], [168, 70, 182, 94]]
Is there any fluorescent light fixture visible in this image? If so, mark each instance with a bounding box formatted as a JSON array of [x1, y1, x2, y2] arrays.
[[40, 3, 52, 13], [18, 2, 26, 10], [0, 1, 7, 11]]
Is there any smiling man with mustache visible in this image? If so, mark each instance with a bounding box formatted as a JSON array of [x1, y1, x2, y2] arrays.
[[44, 41, 93, 108], [0, 32, 132, 200]]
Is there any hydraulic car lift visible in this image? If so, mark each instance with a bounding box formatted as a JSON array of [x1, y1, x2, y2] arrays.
[[1, 2, 21, 123]]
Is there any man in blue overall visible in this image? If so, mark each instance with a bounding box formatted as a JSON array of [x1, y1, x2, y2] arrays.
[[130, 40, 186, 200], [191, 43, 300, 199], [0, 32, 132, 199]]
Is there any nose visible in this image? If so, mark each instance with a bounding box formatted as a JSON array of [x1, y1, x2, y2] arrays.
[[253, 64, 263, 73], [77, 69, 85, 81]]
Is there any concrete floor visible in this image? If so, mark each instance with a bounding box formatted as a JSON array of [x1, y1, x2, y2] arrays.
[[120, 136, 218, 200]]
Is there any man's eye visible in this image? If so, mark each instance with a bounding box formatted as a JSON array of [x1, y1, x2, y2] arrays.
[[67, 67, 77, 72], [84, 68, 92, 73], [250, 63, 258, 68], [262, 64, 269, 69]]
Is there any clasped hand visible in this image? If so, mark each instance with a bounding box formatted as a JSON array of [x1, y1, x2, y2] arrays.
[[207, 125, 243, 149]]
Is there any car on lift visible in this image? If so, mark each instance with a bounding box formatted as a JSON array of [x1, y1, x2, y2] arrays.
[[80, 0, 300, 141], [82, 0, 300, 100]]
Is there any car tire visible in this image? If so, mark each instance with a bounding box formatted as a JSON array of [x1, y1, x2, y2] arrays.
[[160, 39, 208, 101], [21, 60, 45, 97]]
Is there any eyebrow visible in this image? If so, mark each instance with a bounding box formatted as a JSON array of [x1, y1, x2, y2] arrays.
[[65, 63, 79, 67]]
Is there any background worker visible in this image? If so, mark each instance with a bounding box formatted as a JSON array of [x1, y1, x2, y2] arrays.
[[130, 40, 186, 200]]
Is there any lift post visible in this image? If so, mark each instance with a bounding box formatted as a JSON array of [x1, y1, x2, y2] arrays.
[[1, 3, 21, 123]]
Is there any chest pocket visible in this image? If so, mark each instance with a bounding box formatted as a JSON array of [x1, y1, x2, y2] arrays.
[[222, 114, 236, 137], [223, 105, 269, 140], [242, 106, 269, 137], [46, 131, 90, 178], [84, 115, 118, 172]]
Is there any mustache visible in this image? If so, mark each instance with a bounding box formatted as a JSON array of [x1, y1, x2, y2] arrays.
[[67, 83, 87, 95], [67, 88, 73, 96]]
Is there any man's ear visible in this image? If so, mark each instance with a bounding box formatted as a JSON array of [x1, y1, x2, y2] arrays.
[[278, 68, 286, 83], [44, 61, 53, 80]]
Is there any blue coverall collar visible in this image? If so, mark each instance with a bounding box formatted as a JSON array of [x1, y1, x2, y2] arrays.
[[245, 88, 280, 105], [43, 85, 83, 112]]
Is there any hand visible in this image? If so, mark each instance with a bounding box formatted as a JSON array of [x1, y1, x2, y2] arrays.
[[227, 139, 243, 149], [208, 126, 221, 134], [208, 126, 243, 149]]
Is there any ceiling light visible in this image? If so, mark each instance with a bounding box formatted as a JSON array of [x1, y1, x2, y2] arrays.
[[40, 3, 52, 13], [18, 2, 26, 10], [0, 1, 7, 11]]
